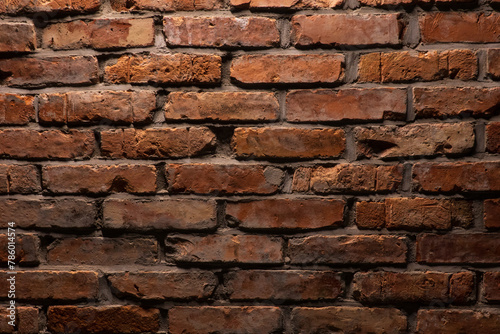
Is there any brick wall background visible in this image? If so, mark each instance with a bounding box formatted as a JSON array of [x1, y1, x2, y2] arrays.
[[0, 0, 499, 333]]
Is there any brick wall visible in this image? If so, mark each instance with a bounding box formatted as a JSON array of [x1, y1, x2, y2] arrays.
[[0, 0, 499, 333]]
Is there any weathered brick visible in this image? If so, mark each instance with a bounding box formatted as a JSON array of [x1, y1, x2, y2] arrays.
[[420, 13, 500, 43], [0, 56, 99, 87], [353, 271, 475, 304], [165, 234, 283, 264], [292, 14, 400, 47], [47, 306, 159, 334], [355, 123, 474, 159], [417, 309, 500, 333], [286, 88, 406, 122], [47, 237, 158, 265], [0, 94, 35, 125], [359, 50, 477, 82], [356, 201, 386, 229], [0, 129, 95, 160], [358, 0, 412, 6], [42, 164, 157, 194], [0, 165, 40, 194], [225, 270, 343, 300], [165, 91, 279, 122], [231, 54, 344, 84], [103, 198, 217, 230], [417, 233, 500, 264], [359, 0, 475, 5], [413, 161, 500, 193], [101, 127, 215, 159], [167, 164, 284, 194], [0, 0, 101, 14], [169, 306, 282, 334], [226, 198, 344, 230], [0, 271, 98, 301], [39, 90, 155, 124], [111, 0, 225, 11], [108, 271, 217, 300], [0, 198, 97, 230], [487, 122, 500, 153], [0, 234, 39, 266], [291, 306, 407, 334], [288, 235, 407, 264], [0, 307, 38, 334], [489, 49, 500, 80], [0, 22, 36, 53], [232, 127, 345, 159], [164, 17, 279, 48], [413, 87, 500, 119], [484, 199, 500, 229], [43, 18, 154, 50], [484, 272, 500, 302], [105, 53, 222, 85], [231, 0, 343, 9]]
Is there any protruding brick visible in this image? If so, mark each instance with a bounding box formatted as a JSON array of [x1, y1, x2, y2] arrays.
[[286, 88, 406, 122], [0, 165, 40, 194], [169, 306, 282, 334], [0, 0, 101, 14], [226, 199, 344, 230], [164, 17, 279, 48], [288, 235, 407, 264], [0, 56, 98, 87], [417, 233, 500, 264], [0, 22, 36, 52], [231, 54, 344, 84], [108, 271, 217, 300], [355, 123, 474, 159], [484, 272, 500, 302], [487, 122, 500, 153], [43, 164, 157, 194], [0, 94, 35, 125], [0, 307, 38, 334], [48, 238, 158, 265], [485, 199, 500, 229], [291, 306, 407, 334], [167, 164, 284, 194], [417, 309, 500, 333], [103, 198, 217, 230], [165, 234, 283, 264], [413, 161, 500, 193], [231, 0, 343, 9], [232, 127, 345, 159], [0, 234, 40, 266], [226, 270, 343, 300], [489, 49, 500, 80], [39, 90, 155, 124], [48, 306, 159, 334], [292, 14, 400, 47], [111, 0, 225, 11], [105, 53, 222, 85]]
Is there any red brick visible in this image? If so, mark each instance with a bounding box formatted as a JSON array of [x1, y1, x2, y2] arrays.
[[359, 50, 477, 82], [231, 0, 343, 9], [417, 309, 500, 333], [0, 307, 38, 334], [226, 198, 344, 230], [0, 22, 35, 53], [232, 127, 345, 159], [0, 165, 40, 194], [0, 129, 95, 160], [292, 14, 400, 47], [165, 234, 283, 264], [293, 164, 403, 193], [286, 88, 406, 122], [105, 53, 222, 85], [169, 306, 282, 334], [103, 198, 216, 230], [101, 127, 215, 159], [165, 91, 279, 122], [353, 271, 475, 304], [0, 198, 97, 230], [231, 54, 344, 84], [39, 90, 155, 124], [485, 199, 500, 229], [420, 13, 500, 43], [0, 0, 101, 14], [43, 18, 154, 50], [487, 122, 500, 153], [417, 233, 500, 264], [0, 234, 40, 266], [164, 17, 279, 48], [291, 306, 407, 334], [355, 123, 474, 159], [484, 272, 500, 302], [356, 201, 386, 229], [413, 87, 500, 119], [0, 56, 98, 87], [489, 49, 500, 80], [288, 235, 407, 264], [42, 164, 157, 194], [111, 0, 225, 11], [413, 161, 500, 193], [47, 237, 158, 265], [0, 93, 35, 125], [167, 164, 284, 194], [358, 0, 412, 5], [359, 0, 475, 5], [0, 271, 98, 301], [48, 306, 159, 334], [225, 270, 343, 300]]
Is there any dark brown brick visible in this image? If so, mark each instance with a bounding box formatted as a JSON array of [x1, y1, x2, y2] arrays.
[[0, 22, 36, 53], [489, 49, 500, 79], [487, 122, 500, 153], [484, 272, 500, 302], [111, 0, 225, 11], [417, 309, 500, 333], [0, 234, 40, 266], [485, 199, 500, 229], [0, 165, 40, 194]]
